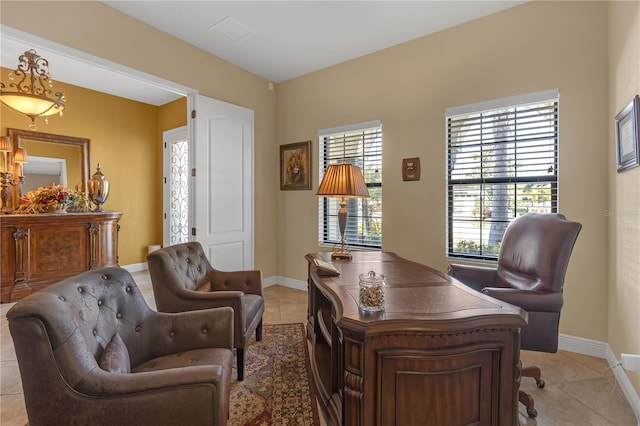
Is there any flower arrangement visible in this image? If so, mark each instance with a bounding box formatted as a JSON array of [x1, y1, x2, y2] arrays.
[[14, 184, 93, 214]]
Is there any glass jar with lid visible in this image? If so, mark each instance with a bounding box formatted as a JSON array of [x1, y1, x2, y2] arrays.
[[358, 270, 385, 311]]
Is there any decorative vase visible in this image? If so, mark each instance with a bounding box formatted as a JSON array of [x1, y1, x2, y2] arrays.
[[88, 163, 110, 212]]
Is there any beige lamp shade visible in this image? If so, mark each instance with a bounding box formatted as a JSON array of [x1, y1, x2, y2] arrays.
[[0, 136, 11, 152], [13, 147, 27, 163], [317, 163, 369, 198]]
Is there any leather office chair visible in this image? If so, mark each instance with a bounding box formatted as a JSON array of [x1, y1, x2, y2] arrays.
[[147, 241, 265, 381], [7, 267, 234, 426], [448, 213, 581, 418]]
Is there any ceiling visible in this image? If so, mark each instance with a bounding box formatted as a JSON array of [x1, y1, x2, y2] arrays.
[[1, 1, 525, 106]]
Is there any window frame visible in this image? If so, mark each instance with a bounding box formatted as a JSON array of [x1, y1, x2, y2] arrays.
[[445, 90, 559, 261], [318, 120, 382, 250]]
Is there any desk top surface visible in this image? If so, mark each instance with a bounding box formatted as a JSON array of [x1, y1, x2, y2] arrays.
[[306, 251, 527, 332]]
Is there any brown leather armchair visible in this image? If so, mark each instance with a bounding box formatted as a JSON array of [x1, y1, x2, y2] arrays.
[[147, 241, 265, 381], [448, 213, 581, 418], [7, 266, 234, 426]]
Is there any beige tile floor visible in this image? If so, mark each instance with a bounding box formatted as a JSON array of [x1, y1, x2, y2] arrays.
[[1, 270, 637, 426]]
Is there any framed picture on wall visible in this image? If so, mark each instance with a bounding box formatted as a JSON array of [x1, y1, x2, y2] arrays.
[[615, 95, 640, 172], [280, 141, 311, 190]]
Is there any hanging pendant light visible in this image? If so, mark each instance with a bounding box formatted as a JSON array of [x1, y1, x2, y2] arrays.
[[0, 49, 66, 130]]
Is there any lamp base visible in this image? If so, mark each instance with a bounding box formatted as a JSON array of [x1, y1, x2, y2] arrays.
[[331, 251, 352, 260]]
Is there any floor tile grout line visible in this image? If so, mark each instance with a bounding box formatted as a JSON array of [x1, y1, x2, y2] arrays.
[[553, 380, 624, 425]]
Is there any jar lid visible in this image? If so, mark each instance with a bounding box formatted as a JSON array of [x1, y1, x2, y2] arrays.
[[359, 270, 385, 285]]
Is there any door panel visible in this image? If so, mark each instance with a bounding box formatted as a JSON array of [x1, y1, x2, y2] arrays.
[[193, 94, 254, 271], [208, 118, 244, 234], [209, 242, 245, 272]]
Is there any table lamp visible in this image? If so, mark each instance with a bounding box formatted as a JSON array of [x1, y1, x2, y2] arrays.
[[317, 163, 369, 260]]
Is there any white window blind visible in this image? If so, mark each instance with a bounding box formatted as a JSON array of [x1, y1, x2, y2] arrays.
[[318, 121, 382, 249], [446, 91, 559, 260]]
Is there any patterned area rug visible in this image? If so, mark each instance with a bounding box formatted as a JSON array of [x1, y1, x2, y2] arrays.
[[227, 323, 319, 425]]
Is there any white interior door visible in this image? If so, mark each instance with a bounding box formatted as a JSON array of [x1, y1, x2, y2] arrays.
[[192, 94, 254, 271]]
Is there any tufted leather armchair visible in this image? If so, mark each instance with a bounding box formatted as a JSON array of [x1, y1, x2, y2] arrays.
[[147, 242, 265, 381], [448, 213, 581, 418], [7, 267, 234, 426]]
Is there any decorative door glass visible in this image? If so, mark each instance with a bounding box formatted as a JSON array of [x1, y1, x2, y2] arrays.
[[169, 139, 189, 244]]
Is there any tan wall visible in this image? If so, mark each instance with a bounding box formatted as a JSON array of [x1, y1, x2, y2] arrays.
[[608, 0, 640, 396], [276, 1, 610, 342], [1, 1, 278, 276]]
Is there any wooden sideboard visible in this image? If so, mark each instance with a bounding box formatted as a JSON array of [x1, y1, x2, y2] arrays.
[[1, 212, 122, 303], [305, 251, 528, 426]]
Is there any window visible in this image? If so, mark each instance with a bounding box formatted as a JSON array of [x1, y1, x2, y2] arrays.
[[318, 120, 382, 249], [446, 90, 559, 260]]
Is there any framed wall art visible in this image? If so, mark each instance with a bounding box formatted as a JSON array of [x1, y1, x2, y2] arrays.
[[280, 141, 311, 190], [615, 95, 640, 172]]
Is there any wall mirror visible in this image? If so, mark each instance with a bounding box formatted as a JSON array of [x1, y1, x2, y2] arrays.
[[7, 128, 90, 203]]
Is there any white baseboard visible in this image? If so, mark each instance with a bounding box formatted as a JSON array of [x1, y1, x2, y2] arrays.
[[121, 262, 148, 273], [558, 333, 609, 358], [264, 275, 308, 291], [604, 346, 640, 425]]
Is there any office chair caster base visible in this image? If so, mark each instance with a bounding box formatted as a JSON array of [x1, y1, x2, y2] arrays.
[[519, 389, 538, 419], [536, 378, 545, 388]]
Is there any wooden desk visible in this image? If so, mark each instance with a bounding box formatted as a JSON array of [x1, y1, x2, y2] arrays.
[[305, 252, 527, 426], [1, 212, 122, 303]]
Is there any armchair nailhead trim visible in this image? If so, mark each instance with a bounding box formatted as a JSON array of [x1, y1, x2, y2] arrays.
[[202, 328, 208, 334]]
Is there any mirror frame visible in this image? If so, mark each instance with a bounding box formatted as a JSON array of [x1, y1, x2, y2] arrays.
[[7, 128, 90, 206]]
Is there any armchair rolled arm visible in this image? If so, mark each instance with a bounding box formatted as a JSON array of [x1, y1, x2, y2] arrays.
[[448, 263, 497, 292], [76, 363, 228, 396], [481, 288, 563, 312], [147, 306, 234, 355], [177, 287, 244, 305], [180, 289, 244, 321], [209, 269, 263, 296]]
